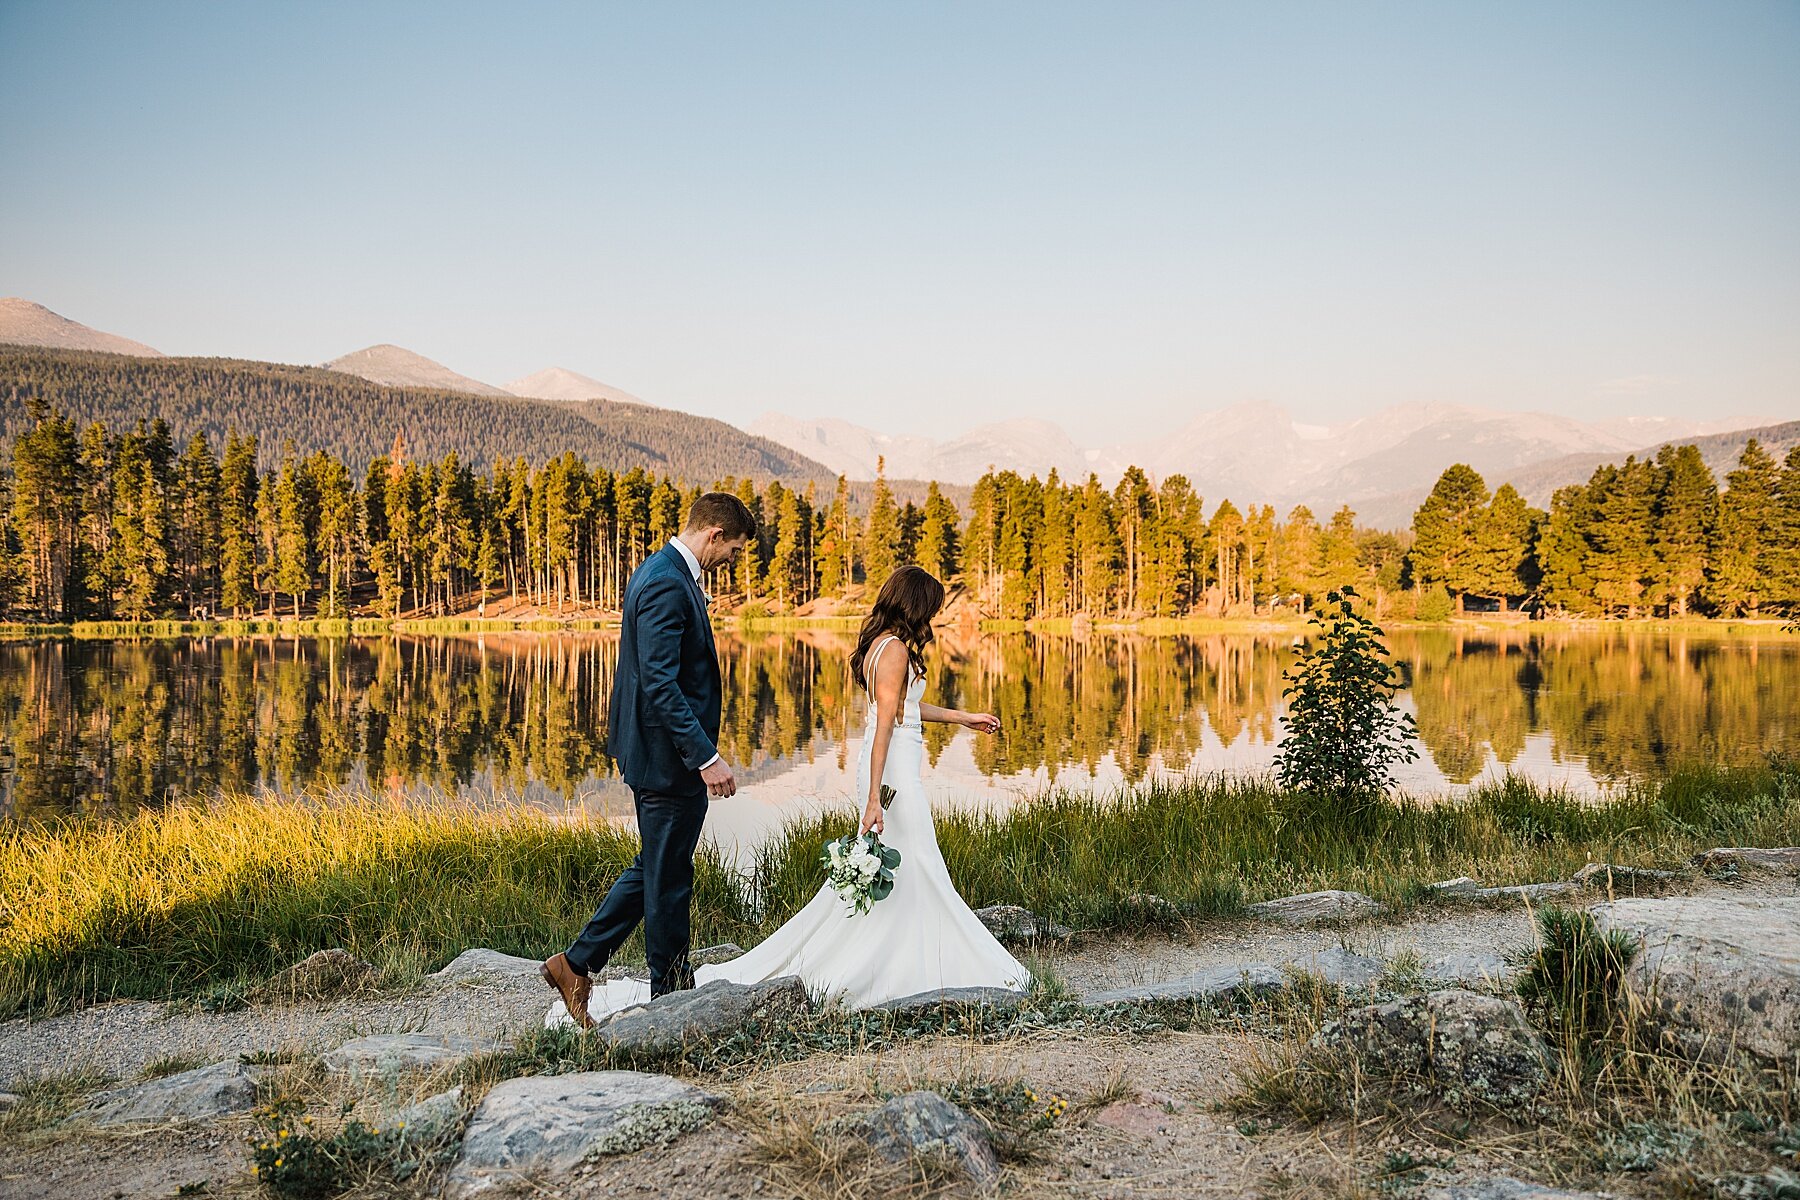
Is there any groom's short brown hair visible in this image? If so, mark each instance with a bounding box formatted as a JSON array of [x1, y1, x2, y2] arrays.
[[684, 492, 757, 541]]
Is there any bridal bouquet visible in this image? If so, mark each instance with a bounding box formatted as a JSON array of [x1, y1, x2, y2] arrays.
[[821, 830, 902, 917]]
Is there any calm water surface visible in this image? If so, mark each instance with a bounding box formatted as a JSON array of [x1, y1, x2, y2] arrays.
[[2, 628, 1795, 851]]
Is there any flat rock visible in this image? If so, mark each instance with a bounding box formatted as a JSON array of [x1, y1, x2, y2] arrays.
[[600, 976, 809, 1053], [1592, 895, 1800, 1061], [1694, 847, 1800, 876], [387, 1086, 467, 1144], [77, 1060, 258, 1127], [1092, 1100, 1173, 1137], [1289, 946, 1384, 989], [1427, 1178, 1609, 1199], [322, 1032, 491, 1079], [1320, 988, 1552, 1113], [1084, 962, 1285, 1005], [445, 1071, 719, 1197], [690, 942, 746, 966], [1246, 889, 1384, 926], [264, 947, 377, 999], [1474, 882, 1579, 902], [851, 1090, 1000, 1187], [1422, 952, 1513, 989], [975, 904, 1074, 942], [872, 986, 1027, 1015], [1427, 877, 1481, 898], [429, 949, 545, 986], [1571, 863, 1680, 892]]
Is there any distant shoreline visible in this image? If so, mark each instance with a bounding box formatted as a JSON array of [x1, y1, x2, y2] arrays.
[[0, 613, 1792, 639]]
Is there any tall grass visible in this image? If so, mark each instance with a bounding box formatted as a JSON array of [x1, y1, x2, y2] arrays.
[[4, 761, 1797, 1019], [0, 794, 756, 1019]]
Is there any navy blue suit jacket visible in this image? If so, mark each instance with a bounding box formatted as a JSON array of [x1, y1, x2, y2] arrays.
[[607, 543, 722, 797]]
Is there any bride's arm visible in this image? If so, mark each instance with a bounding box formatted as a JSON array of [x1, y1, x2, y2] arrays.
[[919, 701, 1000, 735], [861, 649, 908, 835]]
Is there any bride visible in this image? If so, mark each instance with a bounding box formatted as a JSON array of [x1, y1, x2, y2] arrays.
[[550, 565, 1030, 1026]]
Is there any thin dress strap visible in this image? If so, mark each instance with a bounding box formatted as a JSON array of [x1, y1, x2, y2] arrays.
[[864, 635, 910, 726]]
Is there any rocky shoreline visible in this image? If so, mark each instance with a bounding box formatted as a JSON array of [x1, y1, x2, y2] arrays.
[[2, 848, 1796, 1199]]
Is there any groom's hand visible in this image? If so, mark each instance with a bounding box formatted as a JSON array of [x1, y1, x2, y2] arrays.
[[701, 757, 737, 798]]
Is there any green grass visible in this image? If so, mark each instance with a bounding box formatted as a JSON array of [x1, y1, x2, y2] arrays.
[[4, 761, 1797, 1019]]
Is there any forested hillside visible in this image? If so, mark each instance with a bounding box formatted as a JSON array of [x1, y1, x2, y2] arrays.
[[0, 347, 830, 484]]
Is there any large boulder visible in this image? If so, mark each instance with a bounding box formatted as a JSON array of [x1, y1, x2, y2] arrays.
[[848, 1090, 1000, 1188], [1591, 895, 1800, 1061], [1474, 882, 1579, 902], [975, 904, 1073, 943], [599, 976, 809, 1053], [76, 1060, 258, 1127], [445, 1071, 719, 1197], [1084, 963, 1285, 1005], [1247, 890, 1384, 926], [1319, 989, 1552, 1113], [322, 1033, 491, 1080]]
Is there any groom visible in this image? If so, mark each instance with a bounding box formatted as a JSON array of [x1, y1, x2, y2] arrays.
[[542, 492, 756, 1028]]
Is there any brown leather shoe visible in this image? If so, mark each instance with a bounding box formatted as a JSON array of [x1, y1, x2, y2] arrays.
[[541, 952, 594, 1029]]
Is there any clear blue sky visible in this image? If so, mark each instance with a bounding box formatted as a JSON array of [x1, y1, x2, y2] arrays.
[[2, 2, 1796, 441]]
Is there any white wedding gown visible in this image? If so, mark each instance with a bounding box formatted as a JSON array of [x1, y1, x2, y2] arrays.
[[548, 639, 1030, 1027]]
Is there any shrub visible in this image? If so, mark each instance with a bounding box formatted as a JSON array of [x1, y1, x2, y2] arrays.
[[1415, 584, 1454, 622], [1273, 588, 1419, 804]]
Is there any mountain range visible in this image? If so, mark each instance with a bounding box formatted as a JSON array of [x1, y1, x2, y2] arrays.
[[752, 403, 1789, 528], [2, 297, 1791, 527]]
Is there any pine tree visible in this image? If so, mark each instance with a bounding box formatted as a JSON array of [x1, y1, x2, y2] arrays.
[[218, 431, 261, 618], [9, 404, 83, 619], [864, 457, 901, 594], [1649, 443, 1717, 618], [1278, 505, 1322, 603], [173, 432, 221, 616], [273, 444, 315, 617], [917, 481, 960, 581], [310, 452, 357, 618], [1709, 439, 1780, 616], [1409, 464, 1490, 612], [1318, 506, 1363, 596], [1475, 484, 1536, 609]]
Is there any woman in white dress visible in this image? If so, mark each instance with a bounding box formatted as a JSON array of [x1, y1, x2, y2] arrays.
[[551, 566, 1030, 1026]]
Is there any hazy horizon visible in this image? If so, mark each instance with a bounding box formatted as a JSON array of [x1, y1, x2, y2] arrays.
[[3, 2, 1797, 442]]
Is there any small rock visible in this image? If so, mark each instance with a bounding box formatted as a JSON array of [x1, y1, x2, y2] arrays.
[[690, 943, 747, 966], [851, 1091, 1000, 1187], [387, 1086, 466, 1144], [872, 986, 1027, 1015], [1426, 1178, 1609, 1199], [1124, 892, 1182, 919], [322, 1033, 490, 1080], [1247, 889, 1385, 926], [975, 904, 1074, 943], [428, 948, 544, 986], [1319, 989, 1552, 1113], [1421, 952, 1513, 989], [1694, 847, 1800, 876], [600, 976, 809, 1053], [1084, 962, 1285, 1005], [1289, 946, 1384, 989], [1092, 1101, 1170, 1137], [1473, 882, 1579, 902], [1571, 863, 1680, 892], [445, 1071, 720, 1198], [264, 948, 377, 1000], [76, 1061, 258, 1127], [1592, 895, 1800, 1061], [1427, 877, 1480, 898]]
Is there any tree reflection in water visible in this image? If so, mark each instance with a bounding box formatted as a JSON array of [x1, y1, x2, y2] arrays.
[[1, 628, 1794, 820]]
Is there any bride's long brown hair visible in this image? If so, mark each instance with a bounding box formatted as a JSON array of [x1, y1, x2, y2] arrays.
[[852, 566, 946, 693]]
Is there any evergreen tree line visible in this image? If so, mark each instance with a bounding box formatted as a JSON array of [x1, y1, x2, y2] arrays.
[[2, 403, 1796, 622], [1409, 441, 1800, 618]]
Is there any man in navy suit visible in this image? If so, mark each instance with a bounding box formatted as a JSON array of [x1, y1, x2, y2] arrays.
[[542, 492, 755, 1026]]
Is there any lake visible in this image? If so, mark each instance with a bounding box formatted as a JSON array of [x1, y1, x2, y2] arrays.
[[2, 627, 1795, 852]]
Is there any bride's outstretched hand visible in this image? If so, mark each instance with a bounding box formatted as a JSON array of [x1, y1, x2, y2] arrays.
[[962, 711, 1001, 736], [860, 799, 884, 836]]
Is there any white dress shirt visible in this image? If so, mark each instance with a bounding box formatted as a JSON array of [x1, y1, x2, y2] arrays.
[[667, 538, 721, 772]]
